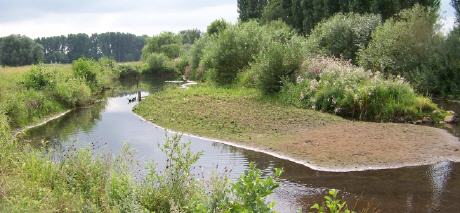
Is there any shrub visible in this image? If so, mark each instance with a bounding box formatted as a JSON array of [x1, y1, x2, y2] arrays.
[[228, 163, 282, 212], [305, 13, 381, 63], [141, 32, 182, 59], [280, 57, 443, 122], [143, 53, 172, 74], [358, 5, 442, 92], [188, 36, 211, 81], [21, 64, 55, 90], [117, 64, 142, 79], [53, 77, 91, 107], [137, 135, 204, 212], [248, 38, 304, 94], [72, 58, 109, 91], [310, 189, 355, 213], [201, 21, 276, 85], [436, 27, 460, 96], [206, 19, 230, 35]]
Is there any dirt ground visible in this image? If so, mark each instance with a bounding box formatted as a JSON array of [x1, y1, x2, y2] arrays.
[[275, 122, 460, 171]]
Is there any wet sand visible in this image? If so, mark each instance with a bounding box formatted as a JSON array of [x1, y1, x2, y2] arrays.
[[284, 122, 460, 171]]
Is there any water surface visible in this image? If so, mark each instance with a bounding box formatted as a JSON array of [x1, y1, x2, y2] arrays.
[[24, 78, 460, 213]]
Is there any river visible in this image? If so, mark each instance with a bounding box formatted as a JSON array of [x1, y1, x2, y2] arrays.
[[22, 77, 460, 213]]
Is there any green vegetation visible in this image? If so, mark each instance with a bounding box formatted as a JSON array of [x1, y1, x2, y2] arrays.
[[134, 85, 343, 147], [0, 62, 288, 212], [179, 5, 447, 122], [0, 120, 283, 212], [0, 59, 117, 127], [280, 57, 443, 122], [305, 13, 381, 63], [358, 5, 443, 93], [0, 35, 43, 66], [238, 0, 439, 33], [310, 189, 355, 213], [36, 32, 145, 63]]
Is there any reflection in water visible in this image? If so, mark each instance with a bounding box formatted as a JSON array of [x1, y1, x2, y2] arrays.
[[429, 161, 452, 211], [23, 79, 460, 213]]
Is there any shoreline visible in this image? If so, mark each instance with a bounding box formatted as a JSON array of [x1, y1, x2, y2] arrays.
[[132, 112, 460, 172], [13, 109, 72, 138]]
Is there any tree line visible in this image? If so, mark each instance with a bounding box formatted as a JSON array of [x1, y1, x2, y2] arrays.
[[0, 32, 146, 66], [238, 0, 440, 33], [36, 32, 145, 63]]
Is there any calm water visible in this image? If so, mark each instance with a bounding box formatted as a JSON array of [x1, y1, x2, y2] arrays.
[[23, 78, 460, 213]]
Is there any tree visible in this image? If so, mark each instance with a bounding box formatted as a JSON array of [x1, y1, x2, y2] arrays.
[[305, 13, 381, 63], [0, 35, 43, 66], [179, 29, 201, 45], [358, 5, 442, 92], [36, 33, 145, 63], [66, 33, 91, 62], [206, 19, 230, 35], [141, 32, 182, 59], [243, 0, 439, 33], [238, 0, 268, 21]]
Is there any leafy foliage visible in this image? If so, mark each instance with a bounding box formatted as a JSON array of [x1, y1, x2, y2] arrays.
[[244, 0, 439, 33], [358, 5, 442, 92], [0, 35, 43, 66], [310, 189, 355, 213], [248, 38, 304, 94], [228, 163, 282, 212], [305, 13, 381, 63], [206, 19, 230, 35], [35, 32, 145, 63], [280, 57, 443, 122]]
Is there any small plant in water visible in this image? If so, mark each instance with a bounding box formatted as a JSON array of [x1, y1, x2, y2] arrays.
[[310, 189, 355, 213]]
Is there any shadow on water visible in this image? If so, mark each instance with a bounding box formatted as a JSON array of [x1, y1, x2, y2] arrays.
[[22, 77, 460, 213]]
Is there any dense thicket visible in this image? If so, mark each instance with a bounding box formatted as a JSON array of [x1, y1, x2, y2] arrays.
[[238, 0, 439, 33], [36, 32, 145, 63], [238, 0, 268, 21], [305, 13, 381, 63], [358, 5, 443, 93], [0, 35, 44, 66]]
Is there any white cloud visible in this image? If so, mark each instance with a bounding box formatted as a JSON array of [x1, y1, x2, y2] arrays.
[[0, 1, 238, 38]]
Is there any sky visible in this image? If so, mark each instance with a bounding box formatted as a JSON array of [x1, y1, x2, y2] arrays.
[[0, 0, 457, 38]]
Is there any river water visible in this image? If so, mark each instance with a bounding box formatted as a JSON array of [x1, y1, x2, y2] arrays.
[[23, 78, 460, 213]]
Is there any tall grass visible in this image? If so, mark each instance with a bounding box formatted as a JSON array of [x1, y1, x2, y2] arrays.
[[0, 59, 118, 128], [0, 120, 282, 212]]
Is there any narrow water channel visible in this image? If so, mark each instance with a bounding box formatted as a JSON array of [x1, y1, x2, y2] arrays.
[[23, 78, 460, 213]]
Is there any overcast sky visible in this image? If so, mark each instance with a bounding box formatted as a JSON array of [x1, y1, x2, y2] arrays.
[[0, 0, 457, 38]]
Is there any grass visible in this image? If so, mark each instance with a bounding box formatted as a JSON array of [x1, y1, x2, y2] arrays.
[[134, 84, 344, 149]]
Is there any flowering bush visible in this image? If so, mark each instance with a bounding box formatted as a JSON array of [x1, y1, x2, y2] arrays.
[[280, 57, 443, 122]]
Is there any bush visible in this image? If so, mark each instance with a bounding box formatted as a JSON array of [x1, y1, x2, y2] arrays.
[[21, 65, 55, 90], [310, 189, 354, 213], [141, 32, 182, 59], [248, 38, 304, 94], [72, 58, 108, 91], [305, 13, 381, 63], [228, 163, 282, 212], [206, 19, 230, 35], [53, 77, 91, 107], [188, 36, 210, 80], [2, 89, 63, 127], [358, 5, 442, 92], [280, 57, 443, 122], [143, 53, 173, 74], [117, 64, 142, 79], [137, 135, 204, 211], [436, 27, 460, 96]]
